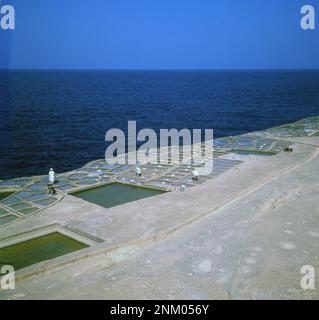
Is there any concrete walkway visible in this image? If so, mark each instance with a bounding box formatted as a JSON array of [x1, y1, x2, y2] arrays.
[[1, 136, 318, 299]]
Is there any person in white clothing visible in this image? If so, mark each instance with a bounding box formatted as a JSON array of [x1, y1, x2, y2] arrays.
[[135, 167, 142, 177], [48, 168, 56, 195], [49, 168, 55, 183], [192, 169, 199, 181]]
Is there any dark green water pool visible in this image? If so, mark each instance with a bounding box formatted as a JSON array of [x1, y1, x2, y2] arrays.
[[231, 150, 276, 156], [73, 183, 165, 209], [0, 192, 13, 201], [0, 232, 88, 271]]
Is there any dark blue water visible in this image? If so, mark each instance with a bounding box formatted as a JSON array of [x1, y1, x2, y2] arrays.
[[0, 70, 319, 180]]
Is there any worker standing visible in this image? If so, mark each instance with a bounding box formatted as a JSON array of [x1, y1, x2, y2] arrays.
[[192, 169, 199, 181], [136, 167, 142, 177], [48, 168, 57, 195]]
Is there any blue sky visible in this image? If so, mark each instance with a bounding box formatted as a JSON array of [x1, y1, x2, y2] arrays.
[[0, 0, 318, 69]]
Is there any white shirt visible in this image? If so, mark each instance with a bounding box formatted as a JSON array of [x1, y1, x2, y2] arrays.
[[48, 170, 55, 184]]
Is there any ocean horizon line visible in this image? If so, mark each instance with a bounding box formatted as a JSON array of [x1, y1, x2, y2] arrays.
[[1, 68, 319, 72]]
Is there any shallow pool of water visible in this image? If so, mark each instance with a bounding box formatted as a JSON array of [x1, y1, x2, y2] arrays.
[[0, 232, 88, 271], [231, 150, 276, 156], [72, 183, 165, 209], [0, 192, 13, 201]]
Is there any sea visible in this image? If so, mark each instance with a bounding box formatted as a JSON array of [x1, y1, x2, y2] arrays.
[[0, 70, 319, 180]]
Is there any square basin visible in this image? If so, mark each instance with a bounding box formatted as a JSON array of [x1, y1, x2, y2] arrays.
[[72, 183, 165, 209], [0, 232, 88, 271], [0, 192, 13, 201], [231, 150, 276, 156]]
